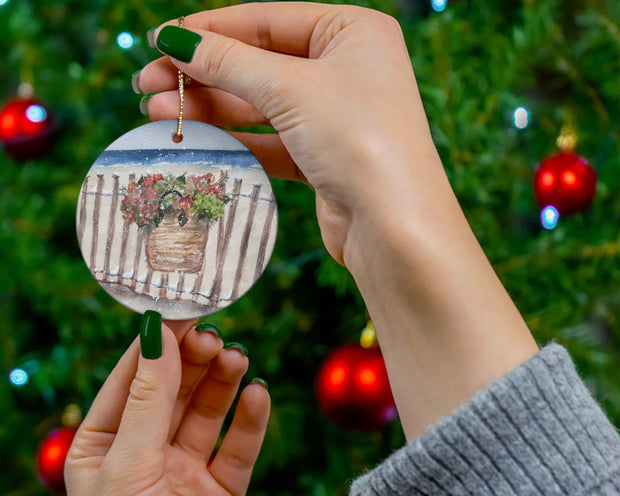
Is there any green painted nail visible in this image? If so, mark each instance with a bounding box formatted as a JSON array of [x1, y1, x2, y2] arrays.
[[156, 25, 202, 63], [139, 94, 154, 116], [146, 28, 156, 49], [224, 342, 248, 357], [250, 377, 268, 391], [131, 70, 142, 95], [196, 323, 222, 339], [140, 310, 162, 359]]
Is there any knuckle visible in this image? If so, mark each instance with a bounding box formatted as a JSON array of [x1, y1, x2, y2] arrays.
[[203, 37, 237, 79], [371, 10, 402, 33], [220, 450, 253, 472], [192, 396, 227, 420], [177, 382, 194, 401], [128, 373, 161, 405]]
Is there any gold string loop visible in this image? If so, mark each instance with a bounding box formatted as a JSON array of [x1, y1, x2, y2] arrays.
[[173, 16, 189, 143]]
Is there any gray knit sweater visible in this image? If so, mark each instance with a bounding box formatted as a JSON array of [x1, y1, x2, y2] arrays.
[[349, 344, 620, 495]]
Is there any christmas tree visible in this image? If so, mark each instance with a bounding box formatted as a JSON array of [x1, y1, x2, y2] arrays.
[[1, 0, 618, 494]]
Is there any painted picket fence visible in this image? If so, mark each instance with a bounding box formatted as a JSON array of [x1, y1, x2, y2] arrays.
[[77, 172, 277, 311]]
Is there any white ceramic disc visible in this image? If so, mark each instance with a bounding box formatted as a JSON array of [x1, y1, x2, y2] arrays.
[[76, 120, 278, 320]]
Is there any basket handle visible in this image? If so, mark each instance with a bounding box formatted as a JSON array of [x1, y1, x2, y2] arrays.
[[156, 189, 189, 226]]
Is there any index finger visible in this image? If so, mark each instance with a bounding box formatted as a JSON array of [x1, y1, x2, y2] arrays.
[[165, 2, 338, 57]]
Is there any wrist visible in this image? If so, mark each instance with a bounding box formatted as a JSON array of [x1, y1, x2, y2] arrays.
[[341, 142, 463, 275], [339, 146, 538, 440]]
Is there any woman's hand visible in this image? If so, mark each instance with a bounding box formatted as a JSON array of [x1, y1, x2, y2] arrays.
[[135, 2, 443, 266], [135, 2, 538, 440], [65, 316, 270, 496]]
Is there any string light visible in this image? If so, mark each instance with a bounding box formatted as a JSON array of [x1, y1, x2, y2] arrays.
[[541, 205, 559, 230], [116, 32, 134, 49], [9, 368, 29, 386], [26, 104, 47, 123], [431, 0, 447, 12], [513, 106, 529, 129]]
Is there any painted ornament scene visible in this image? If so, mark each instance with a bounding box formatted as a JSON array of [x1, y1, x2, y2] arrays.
[[77, 121, 277, 319]]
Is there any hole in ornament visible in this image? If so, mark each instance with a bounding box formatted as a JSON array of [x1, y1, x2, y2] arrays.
[[172, 133, 183, 143]]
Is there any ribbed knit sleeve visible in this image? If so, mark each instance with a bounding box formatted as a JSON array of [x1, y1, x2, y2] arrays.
[[349, 344, 620, 495]]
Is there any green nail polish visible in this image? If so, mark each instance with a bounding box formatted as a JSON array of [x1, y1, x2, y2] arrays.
[[131, 70, 142, 95], [250, 377, 268, 391], [140, 310, 162, 359], [146, 28, 156, 49], [139, 94, 154, 116], [224, 341, 248, 357], [196, 323, 222, 339], [156, 25, 202, 63]]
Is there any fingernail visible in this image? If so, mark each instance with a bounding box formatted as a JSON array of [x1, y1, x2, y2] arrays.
[[224, 341, 248, 357], [156, 25, 202, 63], [131, 70, 142, 95], [140, 310, 162, 359], [250, 377, 268, 391], [146, 28, 156, 49], [196, 323, 222, 339], [139, 94, 154, 116]]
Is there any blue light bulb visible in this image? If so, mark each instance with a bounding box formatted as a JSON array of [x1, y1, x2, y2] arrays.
[[9, 368, 29, 386], [431, 0, 447, 12], [541, 205, 559, 230], [26, 105, 47, 123]]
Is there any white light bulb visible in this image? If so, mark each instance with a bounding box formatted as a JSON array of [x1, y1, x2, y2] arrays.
[[513, 106, 529, 129], [117, 32, 134, 49]]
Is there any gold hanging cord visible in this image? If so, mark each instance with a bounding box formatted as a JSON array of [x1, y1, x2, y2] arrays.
[[173, 16, 191, 143]]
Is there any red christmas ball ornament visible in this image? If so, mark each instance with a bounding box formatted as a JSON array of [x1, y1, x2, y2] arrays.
[[533, 151, 597, 216], [37, 427, 76, 492], [316, 342, 397, 430], [0, 97, 55, 160]]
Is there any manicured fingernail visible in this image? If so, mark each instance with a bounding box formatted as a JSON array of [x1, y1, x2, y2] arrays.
[[224, 342, 248, 357], [140, 310, 162, 359], [146, 28, 156, 49], [131, 70, 142, 95], [156, 25, 202, 63], [139, 94, 154, 116], [196, 323, 222, 339], [250, 377, 268, 391]]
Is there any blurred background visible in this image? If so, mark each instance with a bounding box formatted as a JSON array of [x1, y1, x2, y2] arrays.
[[0, 0, 618, 494]]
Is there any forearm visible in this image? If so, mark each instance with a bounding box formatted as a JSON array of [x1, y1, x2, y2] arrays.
[[343, 146, 539, 440]]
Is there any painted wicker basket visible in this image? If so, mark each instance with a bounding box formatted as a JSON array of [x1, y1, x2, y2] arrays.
[[146, 214, 209, 273]]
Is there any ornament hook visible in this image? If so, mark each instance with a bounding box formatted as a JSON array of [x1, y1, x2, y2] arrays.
[[360, 320, 377, 349], [556, 110, 577, 152]]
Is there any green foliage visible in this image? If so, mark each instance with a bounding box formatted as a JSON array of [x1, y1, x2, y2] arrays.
[[192, 191, 226, 220], [0, 0, 619, 494]]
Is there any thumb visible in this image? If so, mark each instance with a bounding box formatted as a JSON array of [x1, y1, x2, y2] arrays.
[[111, 311, 181, 456], [154, 24, 298, 115]]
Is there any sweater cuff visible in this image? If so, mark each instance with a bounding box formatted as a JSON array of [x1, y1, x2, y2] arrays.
[[349, 343, 620, 495]]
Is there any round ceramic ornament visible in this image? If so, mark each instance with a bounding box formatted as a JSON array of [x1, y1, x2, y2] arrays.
[[76, 120, 278, 319]]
